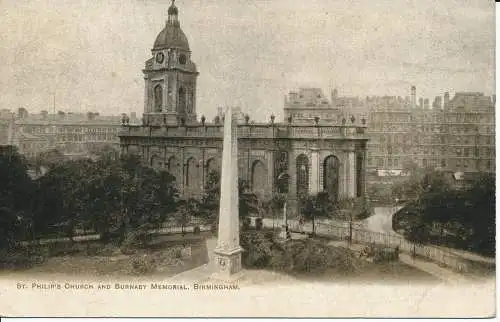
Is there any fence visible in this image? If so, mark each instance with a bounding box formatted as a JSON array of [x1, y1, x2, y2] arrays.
[[287, 221, 475, 273], [20, 224, 213, 246]]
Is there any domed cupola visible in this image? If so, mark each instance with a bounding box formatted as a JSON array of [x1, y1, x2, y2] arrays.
[[153, 0, 190, 51], [143, 0, 199, 127]]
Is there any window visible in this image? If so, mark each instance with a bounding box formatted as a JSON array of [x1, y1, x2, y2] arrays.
[[154, 84, 163, 112]]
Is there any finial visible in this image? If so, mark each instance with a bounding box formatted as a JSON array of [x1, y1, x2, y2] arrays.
[[168, 0, 179, 16]]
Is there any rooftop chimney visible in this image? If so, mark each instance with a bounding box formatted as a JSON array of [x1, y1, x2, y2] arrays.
[[433, 96, 442, 110], [411, 86, 416, 108], [423, 98, 429, 109], [444, 92, 450, 109]]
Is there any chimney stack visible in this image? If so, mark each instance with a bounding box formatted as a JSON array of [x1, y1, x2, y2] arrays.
[[411, 86, 416, 108], [433, 96, 442, 109], [419, 98, 423, 108], [423, 98, 429, 109], [444, 92, 450, 109]]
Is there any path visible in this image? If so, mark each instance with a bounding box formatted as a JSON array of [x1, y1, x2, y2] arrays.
[[362, 206, 403, 234], [399, 253, 467, 284]]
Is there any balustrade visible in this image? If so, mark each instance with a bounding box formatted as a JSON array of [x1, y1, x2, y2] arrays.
[[119, 124, 368, 140]]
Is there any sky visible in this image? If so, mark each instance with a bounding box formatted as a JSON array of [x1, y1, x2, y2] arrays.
[[0, 0, 495, 121]]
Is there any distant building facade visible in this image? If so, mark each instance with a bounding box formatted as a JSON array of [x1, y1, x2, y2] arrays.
[[119, 1, 369, 215], [285, 86, 495, 197], [2, 109, 138, 159]]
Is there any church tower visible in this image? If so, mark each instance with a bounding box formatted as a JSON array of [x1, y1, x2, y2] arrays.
[[143, 0, 199, 126]]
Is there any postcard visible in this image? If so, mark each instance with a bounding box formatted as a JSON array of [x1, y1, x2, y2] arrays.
[[0, 0, 495, 318]]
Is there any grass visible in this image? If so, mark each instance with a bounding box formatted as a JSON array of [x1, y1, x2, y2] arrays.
[[0, 233, 212, 278]]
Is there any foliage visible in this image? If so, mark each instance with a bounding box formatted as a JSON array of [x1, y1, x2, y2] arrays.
[[129, 254, 157, 275], [360, 244, 399, 263], [240, 230, 277, 268], [88, 144, 120, 162], [300, 192, 333, 235], [199, 170, 221, 223], [334, 197, 373, 221], [28, 154, 179, 244], [392, 168, 451, 202], [238, 179, 259, 219], [0, 147, 38, 249], [175, 198, 200, 234], [240, 231, 358, 274], [261, 194, 286, 219], [37, 149, 67, 169], [397, 172, 495, 256]]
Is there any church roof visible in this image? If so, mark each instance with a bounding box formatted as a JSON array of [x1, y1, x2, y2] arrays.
[[153, 24, 190, 51], [153, 1, 190, 51]]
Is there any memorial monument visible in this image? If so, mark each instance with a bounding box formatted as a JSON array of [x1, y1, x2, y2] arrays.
[[213, 106, 243, 279]]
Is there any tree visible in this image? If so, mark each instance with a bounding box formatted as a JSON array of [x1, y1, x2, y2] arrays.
[[300, 192, 333, 236], [38, 149, 67, 169], [238, 179, 259, 219], [33, 155, 179, 244], [200, 170, 221, 223], [88, 144, 120, 162], [35, 159, 95, 241], [0, 147, 38, 245], [262, 194, 286, 229], [175, 198, 199, 235]]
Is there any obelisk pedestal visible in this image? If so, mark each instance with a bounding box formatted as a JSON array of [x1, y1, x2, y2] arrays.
[[212, 106, 244, 281]]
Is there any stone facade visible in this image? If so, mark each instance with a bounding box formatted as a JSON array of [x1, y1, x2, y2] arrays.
[[118, 2, 369, 217], [5, 110, 136, 159]]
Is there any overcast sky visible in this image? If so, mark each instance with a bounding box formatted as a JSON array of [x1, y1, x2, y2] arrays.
[[0, 0, 495, 121]]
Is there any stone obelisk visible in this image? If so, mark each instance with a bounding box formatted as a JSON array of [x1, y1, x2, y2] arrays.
[[213, 106, 243, 279]]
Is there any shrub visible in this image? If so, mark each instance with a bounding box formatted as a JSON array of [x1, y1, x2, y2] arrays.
[[255, 218, 263, 230], [242, 217, 251, 230], [240, 231, 275, 268], [360, 244, 399, 263], [120, 230, 152, 254], [129, 253, 156, 275], [240, 231, 357, 275]]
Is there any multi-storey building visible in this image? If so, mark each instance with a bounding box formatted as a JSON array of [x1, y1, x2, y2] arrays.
[[119, 1, 369, 216], [365, 88, 495, 176], [4, 109, 138, 159], [286, 86, 495, 197]]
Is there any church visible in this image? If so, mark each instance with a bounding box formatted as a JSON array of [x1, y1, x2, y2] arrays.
[[118, 1, 369, 216]]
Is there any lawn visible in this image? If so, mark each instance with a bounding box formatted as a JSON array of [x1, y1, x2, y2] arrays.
[[0, 233, 212, 278]]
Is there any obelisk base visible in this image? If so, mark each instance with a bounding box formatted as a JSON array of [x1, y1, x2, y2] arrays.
[[212, 247, 244, 281]]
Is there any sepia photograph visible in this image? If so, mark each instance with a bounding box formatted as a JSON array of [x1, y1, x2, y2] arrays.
[[0, 0, 496, 318]]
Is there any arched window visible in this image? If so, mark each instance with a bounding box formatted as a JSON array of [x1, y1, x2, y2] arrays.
[[168, 156, 179, 183], [356, 154, 364, 197], [323, 155, 339, 201], [251, 160, 267, 197], [185, 157, 198, 188], [296, 154, 309, 198], [276, 172, 289, 194], [154, 85, 163, 112], [205, 158, 220, 188], [151, 155, 163, 170], [188, 91, 194, 113], [178, 87, 186, 113]]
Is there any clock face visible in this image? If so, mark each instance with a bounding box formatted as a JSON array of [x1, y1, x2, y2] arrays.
[[178, 54, 187, 65], [156, 52, 164, 64]]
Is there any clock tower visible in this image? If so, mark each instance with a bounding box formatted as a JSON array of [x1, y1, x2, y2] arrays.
[[143, 0, 199, 126]]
